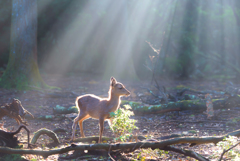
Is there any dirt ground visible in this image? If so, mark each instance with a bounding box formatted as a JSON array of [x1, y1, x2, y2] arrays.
[[1, 73, 240, 160]]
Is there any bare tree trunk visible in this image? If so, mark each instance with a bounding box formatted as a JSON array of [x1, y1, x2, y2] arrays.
[[178, 0, 198, 78], [0, 0, 47, 89], [231, 0, 240, 79]]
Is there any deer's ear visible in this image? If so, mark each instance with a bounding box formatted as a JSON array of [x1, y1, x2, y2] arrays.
[[110, 77, 117, 86]]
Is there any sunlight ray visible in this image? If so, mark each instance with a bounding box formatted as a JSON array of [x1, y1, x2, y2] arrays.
[[41, 0, 111, 75]]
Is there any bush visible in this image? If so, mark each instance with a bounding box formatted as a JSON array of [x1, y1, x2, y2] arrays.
[[110, 105, 138, 142]]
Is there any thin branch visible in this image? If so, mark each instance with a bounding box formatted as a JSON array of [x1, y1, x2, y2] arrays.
[[108, 145, 115, 161], [163, 145, 209, 161], [31, 128, 60, 145], [218, 141, 240, 161]]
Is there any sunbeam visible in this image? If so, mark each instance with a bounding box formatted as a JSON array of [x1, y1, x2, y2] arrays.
[[2, 1, 240, 160]]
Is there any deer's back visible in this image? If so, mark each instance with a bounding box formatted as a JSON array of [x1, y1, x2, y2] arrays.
[[77, 94, 108, 119]]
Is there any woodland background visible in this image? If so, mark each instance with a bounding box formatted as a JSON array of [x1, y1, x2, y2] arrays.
[[1, 1, 240, 160], [0, 0, 239, 80]]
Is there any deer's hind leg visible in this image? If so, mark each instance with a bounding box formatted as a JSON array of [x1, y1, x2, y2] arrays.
[[71, 113, 88, 141], [78, 115, 90, 138]]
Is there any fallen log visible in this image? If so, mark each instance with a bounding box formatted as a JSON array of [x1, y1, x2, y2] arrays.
[[72, 135, 146, 143], [1, 129, 240, 159], [122, 94, 240, 115], [53, 105, 78, 114], [0, 141, 208, 159]]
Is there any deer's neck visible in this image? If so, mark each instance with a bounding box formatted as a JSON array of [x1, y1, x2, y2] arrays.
[[107, 92, 121, 112]]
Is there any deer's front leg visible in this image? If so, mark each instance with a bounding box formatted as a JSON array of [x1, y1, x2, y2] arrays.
[[98, 117, 104, 143]]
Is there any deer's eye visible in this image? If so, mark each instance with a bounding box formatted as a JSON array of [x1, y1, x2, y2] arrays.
[[119, 86, 123, 89]]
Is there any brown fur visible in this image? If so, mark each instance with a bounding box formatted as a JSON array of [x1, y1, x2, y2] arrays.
[[71, 77, 130, 143]]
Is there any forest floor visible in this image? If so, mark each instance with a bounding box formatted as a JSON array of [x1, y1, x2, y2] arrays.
[[1, 73, 240, 160]]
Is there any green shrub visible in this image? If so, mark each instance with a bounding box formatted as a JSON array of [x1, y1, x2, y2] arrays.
[[110, 105, 138, 142], [212, 136, 240, 160]]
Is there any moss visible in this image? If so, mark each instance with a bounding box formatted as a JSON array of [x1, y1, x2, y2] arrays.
[[46, 115, 54, 119], [188, 130, 197, 134], [0, 60, 58, 90], [1, 145, 25, 161], [53, 105, 78, 114], [28, 61, 55, 90], [69, 106, 78, 113], [56, 105, 65, 111], [139, 105, 150, 111], [180, 100, 194, 106], [121, 95, 240, 115], [38, 115, 54, 120], [184, 94, 198, 100], [121, 100, 141, 110], [212, 98, 225, 102], [1, 154, 24, 161]]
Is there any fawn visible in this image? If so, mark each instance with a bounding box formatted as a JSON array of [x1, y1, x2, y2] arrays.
[[71, 77, 130, 143]]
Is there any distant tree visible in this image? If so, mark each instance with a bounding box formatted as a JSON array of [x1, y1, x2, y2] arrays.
[[178, 0, 198, 78], [0, 0, 48, 89], [231, 0, 240, 79]]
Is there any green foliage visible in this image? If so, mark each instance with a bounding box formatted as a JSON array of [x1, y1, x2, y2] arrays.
[[1, 145, 25, 161], [109, 105, 138, 142], [135, 148, 168, 160], [30, 159, 38, 161], [1, 154, 24, 161], [211, 136, 240, 160]]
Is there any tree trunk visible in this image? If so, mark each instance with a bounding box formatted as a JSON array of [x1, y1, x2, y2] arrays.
[[178, 0, 198, 78], [231, 1, 240, 79], [0, 0, 47, 89]]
